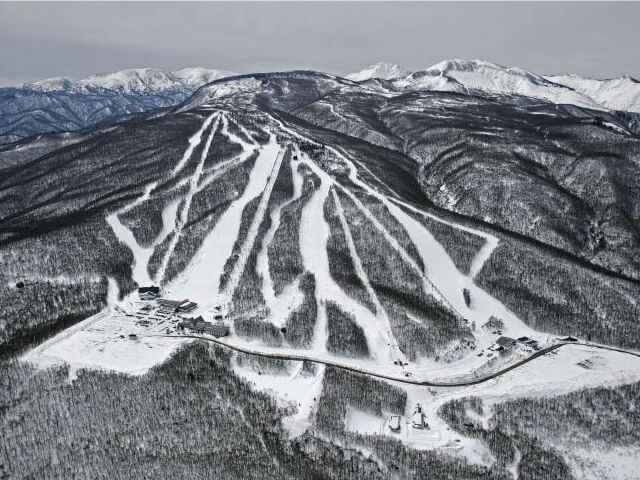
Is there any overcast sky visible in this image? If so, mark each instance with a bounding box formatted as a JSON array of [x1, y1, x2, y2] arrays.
[[0, 2, 638, 86]]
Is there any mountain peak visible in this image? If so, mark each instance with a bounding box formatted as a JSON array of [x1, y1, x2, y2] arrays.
[[346, 62, 410, 82], [18, 67, 237, 94]]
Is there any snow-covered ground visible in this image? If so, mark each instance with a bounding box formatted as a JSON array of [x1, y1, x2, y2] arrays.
[[23, 304, 188, 376], [357, 344, 640, 464], [21, 111, 640, 465], [166, 133, 281, 313]]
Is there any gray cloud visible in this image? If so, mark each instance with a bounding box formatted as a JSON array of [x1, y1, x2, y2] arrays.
[[0, 1, 638, 86]]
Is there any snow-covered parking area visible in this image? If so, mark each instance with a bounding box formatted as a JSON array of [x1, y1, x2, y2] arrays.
[[23, 305, 188, 376]]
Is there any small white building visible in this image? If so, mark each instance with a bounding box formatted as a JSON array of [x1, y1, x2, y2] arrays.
[[412, 404, 428, 429]]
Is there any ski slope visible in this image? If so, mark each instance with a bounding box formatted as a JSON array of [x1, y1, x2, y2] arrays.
[[22, 107, 640, 462]]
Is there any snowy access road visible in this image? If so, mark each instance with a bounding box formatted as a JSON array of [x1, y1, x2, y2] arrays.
[[151, 333, 640, 388]]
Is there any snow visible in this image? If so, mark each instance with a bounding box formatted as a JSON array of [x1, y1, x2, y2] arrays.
[[222, 149, 284, 298], [346, 62, 409, 82], [20, 114, 640, 467], [297, 162, 332, 354], [155, 115, 221, 284], [389, 344, 640, 462], [106, 180, 187, 288], [547, 74, 640, 114], [179, 77, 264, 111], [22, 306, 188, 376], [344, 406, 385, 435], [256, 158, 305, 311], [171, 67, 237, 88], [297, 154, 401, 363], [172, 113, 217, 175], [21, 67, 236, 94], [272, 119, 542, 372], [233, 359, 326, 438], [106, 276, 119, 306], [388, 59, 610, 111], [167, 134, 281, 312], [331, 189, 405, 362], [336, 150, 539, 361], [564, 446, 640, 480]]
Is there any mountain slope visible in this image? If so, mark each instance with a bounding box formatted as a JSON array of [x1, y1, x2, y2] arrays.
[[0, 67, 235, 144], [394, 59, 605, 110], [547, 74, 640, 114], [3, 68, 640, 478], [3, 69, 639, 355], [349, 59, 640, 116], [346, 62, 409, 81]]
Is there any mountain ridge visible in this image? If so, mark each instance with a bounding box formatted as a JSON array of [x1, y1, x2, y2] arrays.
[[0, 67, 236, 144], [3, 60, 640, 145], [347, 59, 640, 114], [20, 67, 236, 93]]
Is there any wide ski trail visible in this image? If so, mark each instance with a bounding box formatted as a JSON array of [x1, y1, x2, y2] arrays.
[[297, 155, 398, 362], [168, 135, 282, 310]]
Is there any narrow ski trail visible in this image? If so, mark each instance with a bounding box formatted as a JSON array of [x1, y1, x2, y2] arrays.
[[172, 113, 217, 175], [156, 114, 221, 284], [331, 189, 405, 363], [223, 149, 284, 297], [257, 158, 305, 310]]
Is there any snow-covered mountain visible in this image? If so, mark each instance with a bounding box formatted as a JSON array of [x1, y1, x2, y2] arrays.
[[0, 67, 236, 143], [410, 59, 605, 110], [5, 60, 640, 145], [348, 59, 640, 115], [21, 67, 235, 94], [3, 67, 640, 478], [546, 74, 640, 114], [346, 62, 409, 82]]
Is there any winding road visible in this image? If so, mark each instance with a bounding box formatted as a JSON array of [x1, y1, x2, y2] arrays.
[[151, 333, 640, 387]]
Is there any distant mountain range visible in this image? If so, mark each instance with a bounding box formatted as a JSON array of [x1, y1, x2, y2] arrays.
[[0, 68, 235, 143], [1, 60, 639, 145], [347, 60, 640, 114]]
